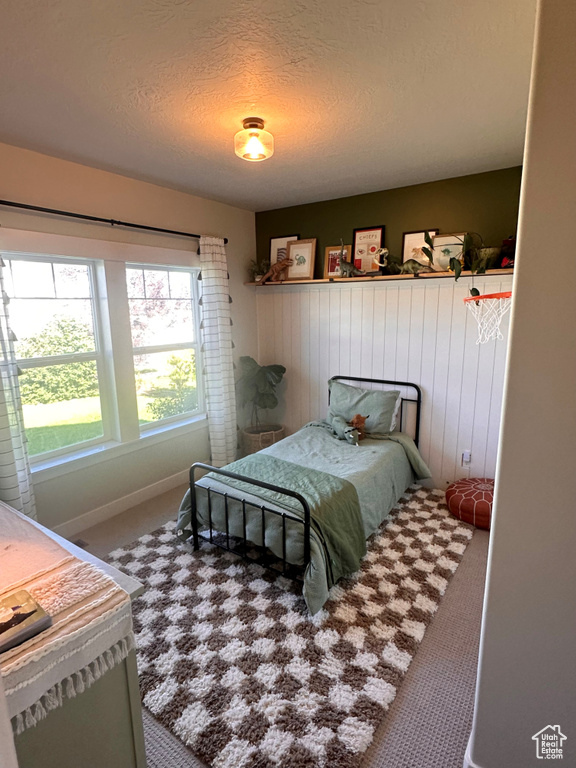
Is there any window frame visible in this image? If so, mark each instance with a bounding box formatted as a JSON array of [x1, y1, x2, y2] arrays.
[[126, 262, 204, 432], [2, 249, 206, 469], [7, 252, 113, 462]]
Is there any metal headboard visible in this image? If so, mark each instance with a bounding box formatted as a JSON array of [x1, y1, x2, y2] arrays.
[[328, 375, 422, 447]]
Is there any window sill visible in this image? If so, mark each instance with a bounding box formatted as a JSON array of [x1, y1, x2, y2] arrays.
[[31, 413, 208, 481]]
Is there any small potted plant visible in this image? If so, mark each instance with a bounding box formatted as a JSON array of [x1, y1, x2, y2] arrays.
[[236, 356, 286, 454], [422, 232, 502, 296], [248, 256, 271, 283]]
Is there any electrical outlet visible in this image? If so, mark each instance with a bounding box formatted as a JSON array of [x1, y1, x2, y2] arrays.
[[461, 450, 472, 466]]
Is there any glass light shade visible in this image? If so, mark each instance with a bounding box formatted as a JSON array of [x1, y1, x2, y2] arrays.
[[234, 118, 274, 162]]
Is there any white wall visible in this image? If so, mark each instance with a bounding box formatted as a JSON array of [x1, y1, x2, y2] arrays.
[[466, 1, 576, 766], [256, 273, 513, 488], [0, 142, 257, 531]]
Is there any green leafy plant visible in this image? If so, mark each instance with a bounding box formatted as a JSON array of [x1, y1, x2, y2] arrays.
[[236, 356, 286, 426], [422, 232, 499, 296], [145, 353, 198, 420], [248, 257, 271, 281], [19, 317, 99, 405]]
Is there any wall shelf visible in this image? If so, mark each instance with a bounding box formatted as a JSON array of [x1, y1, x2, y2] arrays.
[[245, 268, 513, 287]]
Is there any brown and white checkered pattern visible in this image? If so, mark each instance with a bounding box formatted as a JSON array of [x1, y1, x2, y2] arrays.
[[108, 486, 474, 768]]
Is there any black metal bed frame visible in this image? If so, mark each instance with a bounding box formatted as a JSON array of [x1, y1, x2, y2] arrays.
[[187, 376, 422, 582], [189, 462, 311, 578], [329, 375, 422, 448]]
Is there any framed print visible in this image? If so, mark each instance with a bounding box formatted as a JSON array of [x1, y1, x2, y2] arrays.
[[324, 244, 351, 279], [286, 239, 316, 280], [270, 234, 300, 265], [352, 226, 385, 272], [402, 229, 439, 265], [432, 233, 467, 271]]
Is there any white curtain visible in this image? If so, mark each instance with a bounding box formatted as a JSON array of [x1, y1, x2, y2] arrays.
[[198, 237, 237, 466], [0, 257, 37, 518]]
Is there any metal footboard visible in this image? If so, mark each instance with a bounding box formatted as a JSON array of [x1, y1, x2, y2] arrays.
[[189, 462, 312, 582]]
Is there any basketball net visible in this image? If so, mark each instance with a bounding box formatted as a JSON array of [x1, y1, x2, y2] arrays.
[[463, 291, 512, 344]]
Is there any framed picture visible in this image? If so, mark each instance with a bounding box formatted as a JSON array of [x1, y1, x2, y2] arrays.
[[402, 229, 439, 265], [270, 234, 300, 266], [432, 233, 467, 272], [352, 226, 385, 272], [324, 244, 351, 279], [286, 239, 316, 280]]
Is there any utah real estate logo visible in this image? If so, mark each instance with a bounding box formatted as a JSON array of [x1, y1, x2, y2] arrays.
[[532, 725, 567, 760]]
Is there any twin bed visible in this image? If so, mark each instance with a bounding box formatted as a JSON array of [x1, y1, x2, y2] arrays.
[[177, 376, 431, 614]]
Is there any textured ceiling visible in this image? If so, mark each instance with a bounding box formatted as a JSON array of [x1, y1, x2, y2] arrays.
[[0, 0, 536, 211]]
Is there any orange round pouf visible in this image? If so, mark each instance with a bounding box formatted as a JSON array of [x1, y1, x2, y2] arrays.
[[446, 477, 494, 530]]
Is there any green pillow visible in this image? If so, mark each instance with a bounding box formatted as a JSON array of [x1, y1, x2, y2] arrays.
[[328, 380, 401, 434]]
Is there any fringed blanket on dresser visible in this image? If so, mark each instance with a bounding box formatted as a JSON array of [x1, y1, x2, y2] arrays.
[[0, 502, 135, 734]]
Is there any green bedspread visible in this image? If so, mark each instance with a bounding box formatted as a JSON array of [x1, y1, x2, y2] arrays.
[[208, 454, 365, 587], [177, 427, 431, 614]]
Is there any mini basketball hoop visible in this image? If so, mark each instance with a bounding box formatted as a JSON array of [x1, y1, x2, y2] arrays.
[[463, 291, 512, 344]]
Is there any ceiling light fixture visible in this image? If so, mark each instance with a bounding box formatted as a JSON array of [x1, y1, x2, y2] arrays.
[[234, 117, 274, 162]]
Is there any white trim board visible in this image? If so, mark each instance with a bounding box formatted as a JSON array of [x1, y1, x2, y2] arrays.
[[0, 226, 200, 266], [52, 469, 189, 539]]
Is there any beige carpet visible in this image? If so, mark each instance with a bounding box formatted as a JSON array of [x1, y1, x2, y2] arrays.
[[77, 484, 489, 768]]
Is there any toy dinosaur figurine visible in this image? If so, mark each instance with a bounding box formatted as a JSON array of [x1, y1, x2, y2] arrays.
[[330, 415, 360, 446], [373, 248, 432, 276], [260, 256, 293, 284], [340, 258, 365, 278], [338, 241, 365, 278], [349, 414, 368, 440], [399, 259, 434, 275], [372, 248, 390, 269], [373, 248, 399, 274]]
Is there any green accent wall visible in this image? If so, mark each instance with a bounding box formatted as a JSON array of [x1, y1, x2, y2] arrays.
[[255, 167, 522, 279]]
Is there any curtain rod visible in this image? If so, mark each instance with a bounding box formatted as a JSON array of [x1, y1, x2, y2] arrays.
[[0, 199, 228, 244]]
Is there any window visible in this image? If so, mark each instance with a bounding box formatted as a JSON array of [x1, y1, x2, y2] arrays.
[[5, 255, 107, 458], [126, 264, 202, 430], [3, 251, 204, 464]]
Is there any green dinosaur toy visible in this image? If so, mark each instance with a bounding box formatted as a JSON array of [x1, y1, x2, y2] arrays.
[[373, 248, 432, 276], [338, 241, 365, 278], [399, 258, 434, 275], [330, 415, 360, 446]]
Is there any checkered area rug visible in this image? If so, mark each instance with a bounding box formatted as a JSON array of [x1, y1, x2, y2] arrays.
[[108, 486, 474, 768]]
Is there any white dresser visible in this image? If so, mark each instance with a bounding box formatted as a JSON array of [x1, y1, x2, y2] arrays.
[[0, 504, 147, 768]]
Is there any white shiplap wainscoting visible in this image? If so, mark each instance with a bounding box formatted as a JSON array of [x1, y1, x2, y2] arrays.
[[256, 274, 513, 489]]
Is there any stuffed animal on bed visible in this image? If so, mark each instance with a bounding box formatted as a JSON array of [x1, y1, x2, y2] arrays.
[[349, 414, 368, 440], [330, 415, 360, 446]]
